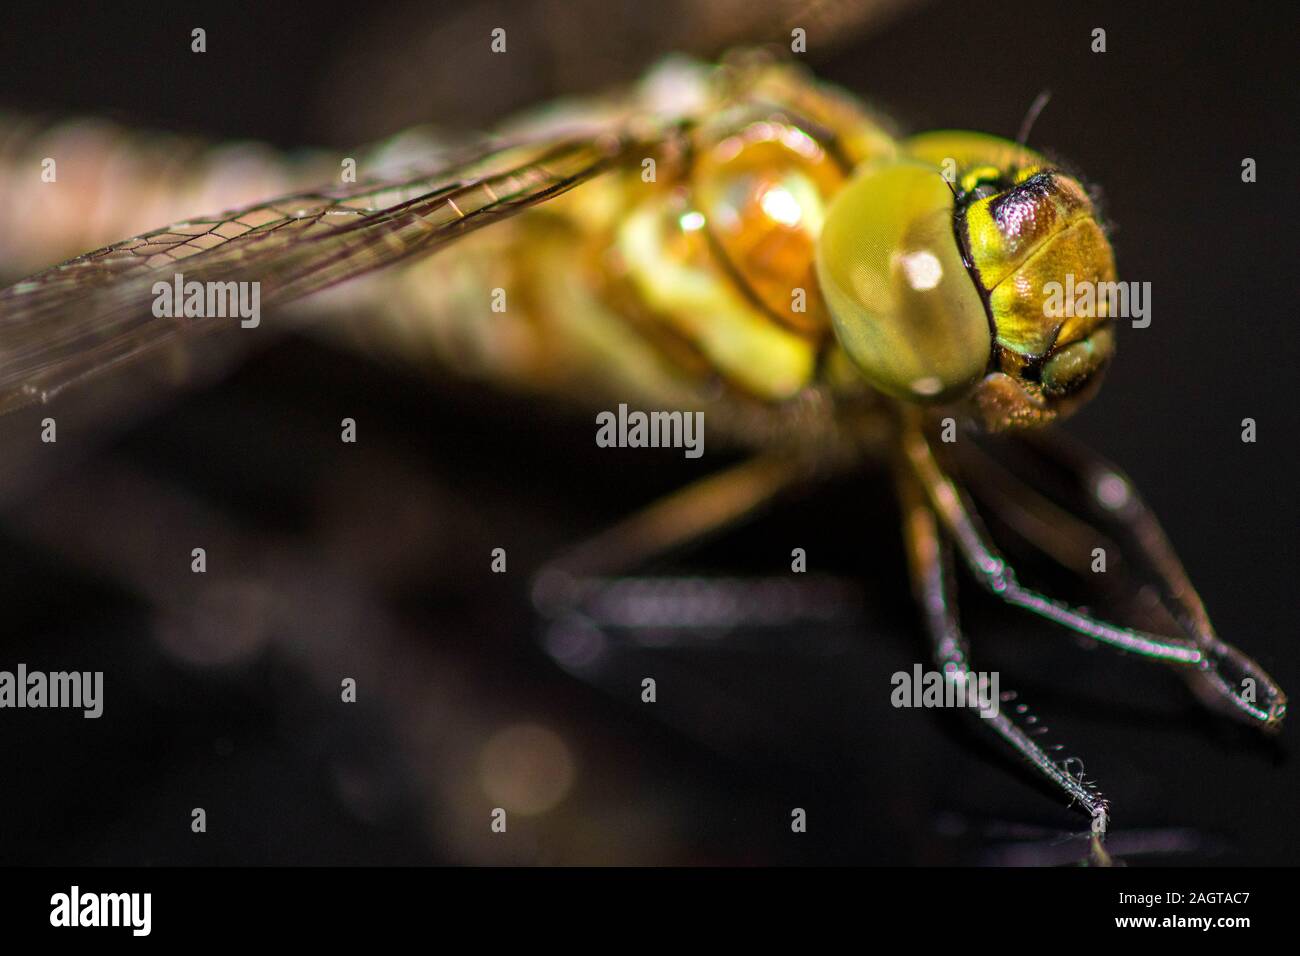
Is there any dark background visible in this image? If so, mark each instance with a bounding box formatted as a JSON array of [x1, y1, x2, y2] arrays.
[[0, 0, 1295, 864]]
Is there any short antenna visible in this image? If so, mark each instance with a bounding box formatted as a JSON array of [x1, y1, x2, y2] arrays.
[[1016, 90, 1053, 148]]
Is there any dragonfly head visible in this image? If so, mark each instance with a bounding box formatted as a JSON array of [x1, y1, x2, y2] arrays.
[[815, 132, 1116, 431]]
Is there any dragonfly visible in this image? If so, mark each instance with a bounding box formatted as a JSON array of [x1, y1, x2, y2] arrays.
[[0, 49, 1285, 865]]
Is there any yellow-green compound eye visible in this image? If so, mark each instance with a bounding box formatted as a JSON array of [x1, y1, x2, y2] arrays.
[[815, 160, 991, 401], [903, 130, 1043, 179]]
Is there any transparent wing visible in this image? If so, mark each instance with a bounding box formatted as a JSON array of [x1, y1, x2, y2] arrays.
[[0, 132, 638, 414]]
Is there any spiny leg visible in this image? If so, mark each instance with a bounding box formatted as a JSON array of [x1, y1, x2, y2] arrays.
[[915, 423, 1284, 730], [951, 434, 1285, 729], [895, 458, 1113, 865], [901, 423, 1201, 660], [531, 452, 859, 630], [1015, 428, 1287, 729]]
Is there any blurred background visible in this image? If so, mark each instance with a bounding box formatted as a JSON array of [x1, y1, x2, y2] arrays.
[[0, 0, 1295, 864]]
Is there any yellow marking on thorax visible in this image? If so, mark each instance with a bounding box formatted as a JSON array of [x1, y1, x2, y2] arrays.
[[596, 68, 898, 402], [618, 198, 818, 400], [365, 59, 904, 414]]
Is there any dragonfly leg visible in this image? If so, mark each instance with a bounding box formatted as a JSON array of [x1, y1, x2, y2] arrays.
[[1016, 428, 1287, 730], [952, 432, 1287, 731], [899, 420, 1286, 731], [895, 457, 1114, 865], [532, 452, 817, 622]]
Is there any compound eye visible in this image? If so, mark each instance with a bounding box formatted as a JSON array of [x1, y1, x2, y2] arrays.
[[815, 161, 991, 401]]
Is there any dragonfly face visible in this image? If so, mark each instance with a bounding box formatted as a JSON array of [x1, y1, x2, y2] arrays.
[[818, 130, 1116, 430]]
